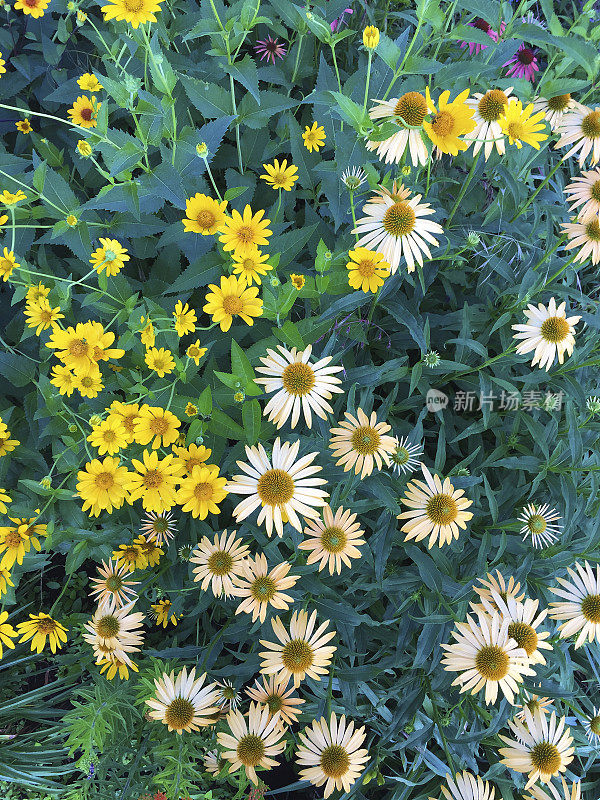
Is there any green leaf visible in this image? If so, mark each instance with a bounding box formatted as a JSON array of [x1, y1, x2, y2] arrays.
[[222, 55, 260, 103], [242, 399, 261, 444], [231, 339, 255, 383], [197, 386, 213, 415], [0, 352, 37, 387], [208, 409, 246, 440]]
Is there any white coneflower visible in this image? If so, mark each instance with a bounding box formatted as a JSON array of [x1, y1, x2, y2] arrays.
[[555, 105, 600, 166], [464, 87, 513, 159], [215, 679, 241, 710], [366, 91, 429, 166], [429, 770, 496, 800], [474, 592, 553, 666], [190, 530, 250, 598], [341, 166, 367, 190], [562, 215, 600, 265], [512, 298, 580, 371], [549, 560, 600, 648], [329, 407, 397, 478], [89, 559, 139, 611], [231, 553, 299, 623], [563, 167, 600, 220], [146, 667, 221, 734], [390, 436, 423, 475], [140, 510, 177, 546], [586, 396, 600, 415], [582, 707, 600, 744], [300, 504, 365, 575], [217, 702, 286, 784], [533, 94, 584, 132], [472, 570, 525, 607], [245, 674, 305, 726], [516, 690, 554, 722], [518, 503, 562, 548], [204, 749, 226, 775], [525, 778, 581, 800]]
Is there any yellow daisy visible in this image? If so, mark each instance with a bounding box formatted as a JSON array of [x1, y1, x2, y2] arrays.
[[498, 99, 548, 149], [150, 599, 179, 627], [14, 0, 49, 17], [217, 702, 286, 784], [346, 247, 390, 293], [126, 450, 181, 513], [0, 516, 46, 569], [0, 248, 19, 282], [0, 420, 19, 457], [0, 488, 11, 515], [87, 416, 128, 456], [145, 347, 175, 378], [133, 533, 163, 566], [0, 568, 14, 597], [231, 247, 272, 285], [16, 613, 67, 654], [175, 464, 228, 519], [260, 159, 299, 191], [89, 238, 129, 276], [0, 611, 17, 658], [290, 273, 305, 289], [191, 529, 250, 597], [423, 88, 475, 156], [186, 339, 207, 365], [68, 96, 101, 128], [99, 657, 138, 680], [112, 542, 147, 571], [24, 298, 64, 335], [76, 456, 131, 517], [329, 407, 397, 478], [0, 190, 26, 206], [107, 401, 140, 444], [50, 364, 76, 396], [219, 205, 272, 257], [203, 275, 263, 332], [173, 300, 197, 337], [171, 443, 212, 475], [139, 317, 155, 348], [133, 405, 181, 449], [182, 193, 228, 235], [78, 73, 103, 91], [74, 368, 104, 398], [101, 0, 165, 28], [15, 118, 32, 133], [302, 122, 326, 152]]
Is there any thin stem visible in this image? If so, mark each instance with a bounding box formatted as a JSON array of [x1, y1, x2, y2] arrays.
[[204, 160, 222, 200], [510, 158, 563, 223], [362, 51, 373, 114], [9, 208, 15, 253], [291, 33, 305, 84], [49, 572, 74, 616]]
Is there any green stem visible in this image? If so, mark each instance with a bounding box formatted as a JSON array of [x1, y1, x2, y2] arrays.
[[382, 17, 424, 101], [349, 190, 358, 241], [362, 51, 373, 114], [204, 160, 222, 201], [49, 572, 74, 616], [510, 158, 563, 223], [446, 151, 480, 226], [291, 33, 305, 84], [9, 207, 15, 253]]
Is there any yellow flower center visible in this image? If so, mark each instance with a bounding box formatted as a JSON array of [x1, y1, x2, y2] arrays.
[[431, 110, 455, 137], [188, 346, 200, 358], [540, 316, 570, 343], [105, 575, 123, 592], [103, 430, 116, 442], [185, 457, 204, 472], [207, 550, 234, 575], [121, 547, 139, 561], [149, 417, 169, 435], [38, 309, 53, 324], [475, 644, 509, 680], [581, 110, 600, 138], [281, 362, 316, 396], [143, 470, 163, 489], [590, 180, 600, 202], [530, 742, 561, 774], [507, 121, 525, 141], [478, 90, 508, 122], [590, 715, 600, 735], [266, 693, 283, 713], [0, 259, 12, 273], [152, 356, 168, 371], [508, 621, 538, 656], [36, 617, 57, 633], [164, 697, 195, 730], [3, 530, 22, 548], [320, 744, 350, 779], [581, 593, 600, 623], [350, 425, 381, 455], [257, 468, 295, 506], [426, 493, 458, 525], [320, 525, 347, 553], [69, 339, 88, 357], [195, 210, 215, 231], [527, 514, 547, 534], [282, 638, 314, 672], [585, 218, 600, 241], [394, 92, 428, 126], [236, 734, 265, 766], [193, 482, 213, 501], [527, 698, 541, 712], [355, 257, 377, 277], [95, 472, 115, 490], [382, 202, 416, 238], [250, 575, 277, 602], [80, 376, 94, 388], [122, 415, 137, 434], [222, 295, 243, 315], [547, 94, 571, 112], [96, 615, 120, 638], [235, 225, 255, 244]]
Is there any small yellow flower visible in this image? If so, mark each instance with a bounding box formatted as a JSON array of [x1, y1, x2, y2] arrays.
[[66, 214, 78, 227], [15, 118, 32, 133], [0, 248, 19, 282], [185, 402, 198, 417], [145, 347, 175, 378], [0, 51, 6, 76], [151, 599, 180, 627], [16, 613, 67, 654], [24, 298, 64, 335], [182, 193, 228, 235], [77, 140, 92, 157], [302, 122, 326, 152], [290, 273, 305, 290], [14, 0, 50, 17], [196, 142, 208, 157], [0, 190, 26, 206], [219, 205, 272, 257], [203, 275, 263, 332], [234, 391, 245, 403], [173, 300, 197, 337], [498, 99, 548, 150], [186, 340, 207, 365], [90, 238, 129, 276], [68, 96, 101, 129], [139, 317, 155, 348], [0, 488, 11, 514], [78, 73, 103, 92], [260, 159, 299, 191], [363, 25, 380, 50], [346, 248, 390, 293], [76, 9, 87, 23], [231, 247, 272, 286]]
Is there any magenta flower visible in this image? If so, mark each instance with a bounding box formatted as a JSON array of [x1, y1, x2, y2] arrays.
[[330, 7, 352, 32], [504, 43, 539, 82], [254, 36, 287, 64], [459, 17, 502, 54]]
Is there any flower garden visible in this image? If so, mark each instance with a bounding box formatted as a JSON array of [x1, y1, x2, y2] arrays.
[[0, 0, 600, 797]]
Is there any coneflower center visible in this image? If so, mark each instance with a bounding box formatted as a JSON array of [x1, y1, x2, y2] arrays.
[[207, 550, 234, 575], [320, 744, 350, 778], [518, 47, 535, 65], [237, 734, 265, 766], [95, 472, 115, 490], [282, 362, 316, 396], [69, 339, 89, 357], [282, 639, 314, 672], [193, 482, 214, 501], [585, 219, 600, 241], [350, 425, 381, 455], [475, 644, 509, 680], [431, 110, 455, 137], [222, 295, 244, 315], [581, 593, 600, 623], [251, 575, 278, 601], [105, 575, 123, 592], [547, 94, 571, 112], [196, 210, 215, 229], [540, 316, 570, 343], [143, 470, 163, 489], [266, 693, 283, 713], [472, 17, 491, 31], [394, 92, 428, 127], [425, 493, 458, 525], [149, 416, 169, 435], [581, 110, 600, 138], [530, 741, 561, 774], [590, 715, 600, 735], [36, 616, 57, 633], [527, 514, 547, 534], [590, 180, 600, 202], [257, 469, 295, 506], [321, 526, 347, 553], [382, 202, 416, 237], [96, 615, 120, 638], [165, 697, 195, 730], [478, 90, 508, 122], [526, 698, 541, 712], [392, 446, 410, 465], [508, 621, 538, 656], [151, 516, 169, 534]]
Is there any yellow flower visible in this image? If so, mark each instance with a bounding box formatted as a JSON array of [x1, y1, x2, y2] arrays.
[[15, 118, 32, 133], [290, 273, 305, 290], [0, 516, 46, 569], [134, 405, 180, 449], [77, 139, 92, 157], [346, 247, 390, 293], [112, 542, 147, 571], [182, 193, 228, 235], [76, 456, 131, 517], [50, 364, 76, 396], [139, 317, 155, 348], [145, 347, 175, 378], [0, 248, 19, 282], [171, 443, 212, 475], [126, 450, 181, 513], [219, 205, 272, 257], [90, 238, 129, 276], [0, 488, 11, 515], [66, 214, 78, 227], [0, 420, 19, 457], [99, 657, 138, 680], [0, 215, 7, 227], [499, 99, 548, 150], [151, 599, 179, 627], [302, 122, 326, 152], [173, 300, 197, 337], [107, 401, 140, 444], [185, 402, 198, 417], [26, 282, 50, 303], [176, 464, 228, 519], [186, 339, 206, 365], [0, 611, 17, 658], [87, 416, 128, 456], [231, 247, 272, 285], [423, 87, 476, 156], [16, 613, 67, 654], [68, 96, 101, 128], [0, 189, 26, 206], [14, 0, 49, 17], [260, 159, 299, 191], [363, 25, 380, 49], [76, 9, 87, 23], [133, 533, 163, 566], [0, 567, 14, 597], [78, 72, 103, 91], [203, 275, 263, 332], [101, 0, 164, 27], [24, 298, 64, 334], [74, 368, 104, 398], [0, 52, 6, 76]]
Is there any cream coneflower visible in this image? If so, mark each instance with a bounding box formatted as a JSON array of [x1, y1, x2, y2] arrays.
[[397, 464, 473, 549], [89, 559, 139, 611], [498, 709, 574, 788], [549, 560, 600, 648], [562, 215, 600, 265], [226, 438, 328, 538], [441, 611, 534, 705], [555, 105, 600, 166], [295, 712, 369, 799], [516, 690, 554, 722], [390, 436, 423, 475], [329, 407, 397, 479], [464, 87, 513, 160], [428, 771, 496, 800], [259, 609, 336, 688], [366, 92, 429, 166], [204, 749, 226, 775], [518, 503, 562, 548], [474, 592, 553, 666], [190, 530, 250, 598], [254, 344, 344, 430], [146, 667, 220, 734], [353, 187, 444, 274], [245, 675, 305, 726], [231, 553, 299, 623], [217, 702, 286, 784], [525, 778, 581, 800], [472, 570, 525, 607], [564, 167, 600, 221], [215, 679, 241, 710], [582, 706, 600, 744], [84, 601, 144, 649], [139, 510, 177, 546], [533, 94, 584, 132], [512, 298, 580, 371], [299, 504, 365, 575]]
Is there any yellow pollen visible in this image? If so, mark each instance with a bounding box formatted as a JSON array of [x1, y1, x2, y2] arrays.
[[236, 734, 265, 766], [475, 644, 509, 680], [585, 218, 600, 241], [320, 744, 350, 779], [581, 593, 600, 623], [281, 362, 316, 396], [320, 525, 347, 553], [527, 514, 547, 534], [394, 92, 428, 126], [222, 295, 243, 315], [95, 472, 114, 490], [69, 339, 88, 357], [547, 94, 571, 112], [103, 430, 117, 442], [281, 638, 314, 672], [382, 201, 416, 237], [251, 575, 277, 602], [431, 110, 455, 137], [96, 615, 120, 638], [193, 482, 213, 500], [143, 470, 163, 489], [507, 121, 524, 141], [581, 110, 600, 138], [256, 468, 295, 506], [196, 210, 215, 229], [236, 225, 254, 244], [349, 425, 381, 456], [508, 621, 538, 656], [540, 316, 570, 343], [207, 550, 234, 575], [426, 493, 458, 525], [478, 90, 508, 122], [164, 697, 195, 730], [356, 257, 377, 277], [149, 417, 169, 435], [530, 742, 561, 775]]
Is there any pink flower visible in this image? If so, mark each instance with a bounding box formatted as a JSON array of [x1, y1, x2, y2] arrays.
[[459, 17, 503, 54], [504, 43, 539, 82], [330, 7, 352, 32], [254, 36, 287, 64]]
